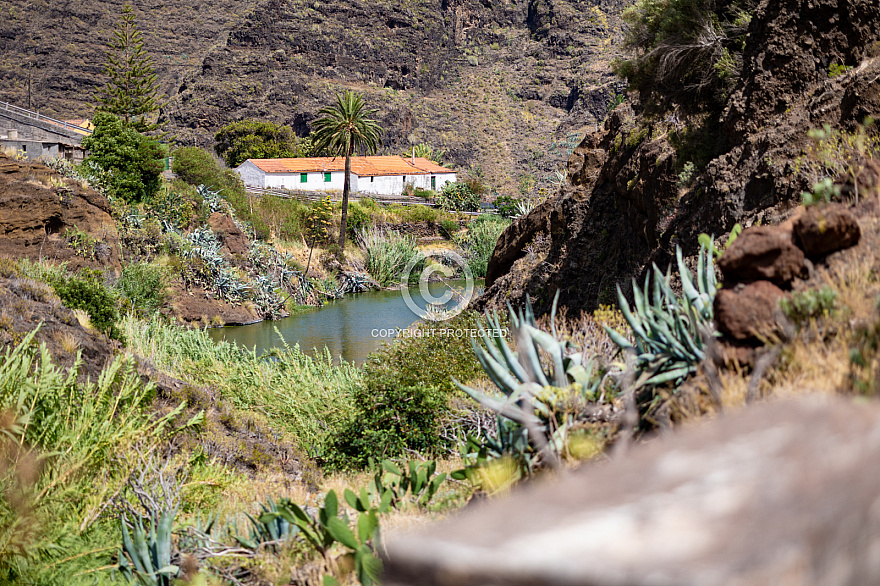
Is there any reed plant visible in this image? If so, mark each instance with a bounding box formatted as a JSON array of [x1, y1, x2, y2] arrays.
[[454, 214, 511, 278], [121, 316, 360, 449], [0, 329, 185, 583], [357, 227, 425, 287]]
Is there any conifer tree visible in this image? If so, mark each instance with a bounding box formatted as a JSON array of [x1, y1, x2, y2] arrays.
[[96, 3, 164, 131]]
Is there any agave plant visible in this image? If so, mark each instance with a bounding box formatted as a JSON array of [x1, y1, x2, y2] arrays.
[[455, 294, 603, 468], [235, 498, 300, 552], [118, 510, 179, 586], [604, 243, 718, 389]]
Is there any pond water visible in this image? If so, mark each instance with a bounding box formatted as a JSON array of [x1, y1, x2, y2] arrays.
[[207, 280, 481, 364]]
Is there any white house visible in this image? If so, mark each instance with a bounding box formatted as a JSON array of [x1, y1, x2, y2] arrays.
[[235, 155, 456, 196]]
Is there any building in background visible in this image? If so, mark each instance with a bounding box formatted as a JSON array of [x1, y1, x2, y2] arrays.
[[236, 155, 456, 195], [0, 102, 90, 161]]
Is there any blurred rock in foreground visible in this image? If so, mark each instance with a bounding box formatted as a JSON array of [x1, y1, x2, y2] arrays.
[[383, 395, 880, 586]]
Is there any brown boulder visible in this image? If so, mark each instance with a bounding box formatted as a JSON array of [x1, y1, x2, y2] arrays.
[[793, 203, 861, 257], [718, 225, 805, 287], [714, 280, 787, 342], [208, 212, 250, 256]]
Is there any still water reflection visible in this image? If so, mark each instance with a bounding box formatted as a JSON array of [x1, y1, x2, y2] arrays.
[[207, 280, 480, 364]]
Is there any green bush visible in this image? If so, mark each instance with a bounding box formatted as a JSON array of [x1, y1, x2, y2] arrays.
[[116, 263, 167, 318], [51, 268, 122, 340], [81, 111, 166, 203], [780, 286, 837, 324], [454, 214, 511, 278], [439, 218, 459, 239], [613, 0, 755, 112], [214, 119, 301, 168], [437, 182, 480, 212], [397, 205, 440, 223], [257, 195, 311, 242], [492, 195, 521, 218], [172, 148, 269, 240], [323, 313, 485, 470], [346, 202, 370, 236], [171, 147, 225, 187]]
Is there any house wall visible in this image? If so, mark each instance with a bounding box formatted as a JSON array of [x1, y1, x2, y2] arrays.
[[235, 163, 457, 196], [236, 161, 267, 188], [359, 174, 406, 195], [263, 171, 354, 192]]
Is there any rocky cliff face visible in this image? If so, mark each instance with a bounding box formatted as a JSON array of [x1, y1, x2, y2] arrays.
[[478, 0, 880, 314], [0, 0, 628, 193]]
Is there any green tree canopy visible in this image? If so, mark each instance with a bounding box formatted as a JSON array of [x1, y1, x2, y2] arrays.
[[310, 91, 384, 251], [82, 111, 166, 203], [96, 2, 164, 131], [214, 120, 305, 167]]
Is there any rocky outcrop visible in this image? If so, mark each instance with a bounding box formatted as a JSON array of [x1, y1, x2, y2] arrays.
[[208, 212, 250, 257], [384, 395, 880, 586], [0, 154, 121, 272], [476, 0, 880, 315]]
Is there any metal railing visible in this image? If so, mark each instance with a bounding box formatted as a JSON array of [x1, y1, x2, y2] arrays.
[[0, 101, 93, 135]]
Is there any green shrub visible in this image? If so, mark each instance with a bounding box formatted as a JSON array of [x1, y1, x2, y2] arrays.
[[213, 119, 301, 168], [51, 268, 122, 340], [781, 286, 837, 324], [171, 147, 224, 187], [454, 214, 511, 278], [258, 195, 311, 242], [437, 182, 479, 212], [492, 195, 521, 218], [613, 0, 755, 112], [346, 202, 370, 236], [397, 205, 440, 223], [81, 111, 166, 203], [323, 313, 485, 470], [439, 219, 459, 239], [116, 263, 167, 318]]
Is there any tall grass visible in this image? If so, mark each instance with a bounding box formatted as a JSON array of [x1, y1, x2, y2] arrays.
[[358, 227, 425, 287], [0, 329, 183, 583], [455, 214, 511, 278], [121, 316, 360, 449]]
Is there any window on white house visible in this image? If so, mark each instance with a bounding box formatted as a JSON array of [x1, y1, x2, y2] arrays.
[[370, 176, 374, 182], [431, 176, 436, 190], [324, 172, 331, 182], [300, 173, 307, 183]]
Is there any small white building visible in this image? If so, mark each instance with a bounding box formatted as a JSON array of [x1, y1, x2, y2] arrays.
[[235, 155, 456, 195]]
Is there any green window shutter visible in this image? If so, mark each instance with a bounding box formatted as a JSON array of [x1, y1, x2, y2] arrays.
[[431, 176, 436, 189], [324, 172, 331, 182], [301, 172, 307, 183]]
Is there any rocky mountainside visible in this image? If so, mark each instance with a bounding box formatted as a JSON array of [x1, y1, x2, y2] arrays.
[[0, 0, 628, 193], [478, 0, 880, 314]]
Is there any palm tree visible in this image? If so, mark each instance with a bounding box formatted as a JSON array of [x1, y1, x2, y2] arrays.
[[311, 90, 384, 251]]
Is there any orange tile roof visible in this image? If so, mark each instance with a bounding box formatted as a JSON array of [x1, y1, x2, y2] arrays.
[[246, 156, 454, 177]]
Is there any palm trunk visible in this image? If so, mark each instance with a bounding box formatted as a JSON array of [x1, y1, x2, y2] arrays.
[[338, 146, 352, 252]]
